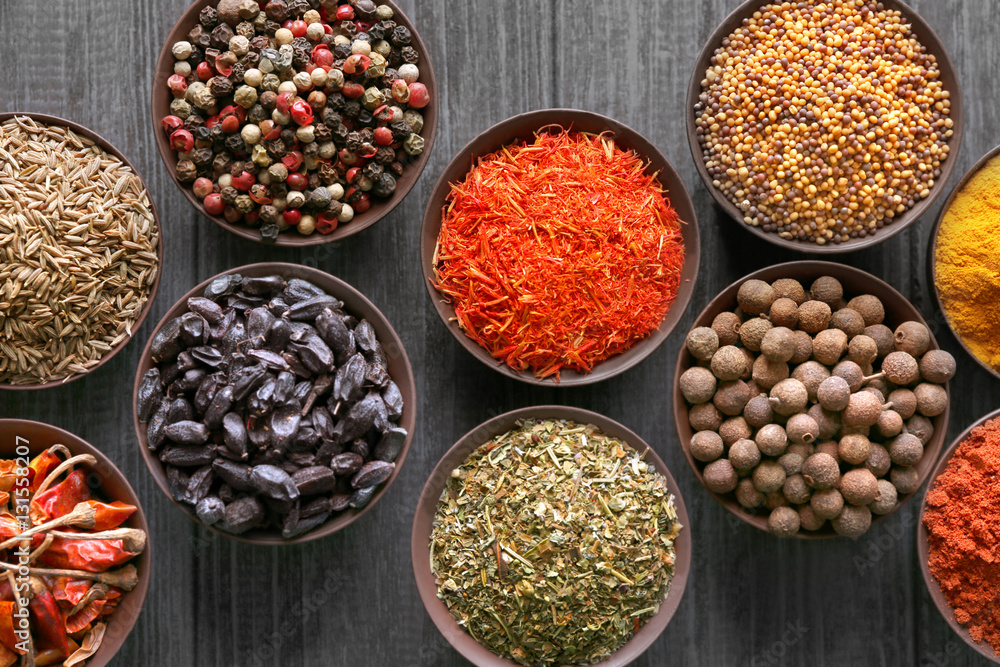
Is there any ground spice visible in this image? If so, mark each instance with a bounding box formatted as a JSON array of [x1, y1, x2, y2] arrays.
[[935, 154, 1000, 372], [433, 129, 685, 379], [923, 416, 1000, 656]]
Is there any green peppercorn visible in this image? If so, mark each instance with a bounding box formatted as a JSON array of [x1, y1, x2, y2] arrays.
[[234, 85, 259, 109], [403, 134, 424, 156]]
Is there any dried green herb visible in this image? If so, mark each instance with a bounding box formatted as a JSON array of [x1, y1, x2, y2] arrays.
[[430, 419, 682, 666]]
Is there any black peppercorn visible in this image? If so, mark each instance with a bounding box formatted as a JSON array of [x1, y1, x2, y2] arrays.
[[192, 148, 215, 166], [230, 62, 247, 83], [240, 50, 260, 69], [313, 123, 331, 143], [264, 0, 288, 22], [220, 186, 240, 204], [305, 187, 332, 210], [183, 114, 206, 130], [401, 46, 419, 64], [368, 23, 386, 40], [279, 128, 297, 146], [236, 21, 256, 39], [287, 0, 309, 15], [389, 161, 404, 176], [326, 200, 344, 217], [176, 160, 198, 182], [355, 0, 376, 17], [265, 138, 287, 159], [327, 93, 346, 112], [193, 126, 212, 143], [338, 19, 357, 37], [345, 131, 363, 152], [188, 25, 212, 49], [269, 182, 288, 199], [374, 146, 395, 164], [318, 163, 339, 185], [388, 48, 403, 68], [200, 6, 220, 27], [391, 26, 411, 46], [209, 76, 233, 98], [333, 42, 352, 59], [302, 142, 320, 158], [204, 47, 221, 63], [343, 101, 361, 118], [234, 194, 255, 214], [247, 104, 268, 124], [260, 223, 280, 242], [225, 134, 247, 154], [362, 162, 383, 180], [389, 120, 411, 141], [258, 205, 279, 224], [372, 173, 396, 198], [263, 19, 281, 35], [211, 23, 235, 49], [259, 90, 278, 110], [188, 45, 206, 66], [212, 152, 233, 174]]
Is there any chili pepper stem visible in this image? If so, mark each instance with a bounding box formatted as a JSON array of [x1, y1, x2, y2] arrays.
[[30, 455, 96, 503], [0, 503, 97, 552], [47, 528, 147, 555], [64, 622, 106, 667], [28, 534, 53, 563], [0, 563, 139, 592]]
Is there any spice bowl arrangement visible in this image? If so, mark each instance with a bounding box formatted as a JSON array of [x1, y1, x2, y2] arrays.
[[686, 0, 963, 252], [0, 112, 163, 389], [918, 408, 1000, 664], [674, 261, 951, 538], [0, 420, 151, 667], [132, 262, 416, 545], [412, 405, 690, 667], [929, 143, 1000, 381], [151, 0, 437, 246], [420, 108, 700, 386]]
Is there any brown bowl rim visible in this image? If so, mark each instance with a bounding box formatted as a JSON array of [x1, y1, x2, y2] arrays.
[[0, 418, 152, 667], [411, 405, 692, 667], [131, 261, 417, 545], [672, 259, 950, 539], [684, 0, 964, 254], [0, 111, 164, 391], [150, 0, 438, 247], [917, 407, 1000, 664], [419, 107, 701, 387], [927, 143, 1000, 381]]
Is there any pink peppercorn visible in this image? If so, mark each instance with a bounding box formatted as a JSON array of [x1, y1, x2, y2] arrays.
[[374, 127, 394, 146], [290, 100, 314, 125], [232, 171, 256, 191], [193, 177, 214, 198], [169, 129, 194, 152], [168, 74, 188, 96], [161, 115, 183, 135], [407, 82, 430, 108], [342, 83, 365, 99], [203, 193, 225, 215]]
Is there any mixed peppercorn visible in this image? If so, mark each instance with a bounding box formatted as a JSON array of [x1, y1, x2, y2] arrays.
[[162, 0, 429, 241]]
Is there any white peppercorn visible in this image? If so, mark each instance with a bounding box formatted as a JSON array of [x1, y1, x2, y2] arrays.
[[306, 22, 325, 41], [229, 35, 250, 56], [243, 68, 263, 88], [329, 183, 345, 200], [398, 63, 419, 84], [286, 190, 306, 209], [241, 124, 262, 144], [333, 34, 350, 46], [293, 71, 313, 91], [338, 203, 354, 223], [310, 67, 328, 87], [318, 141, 336, 159], [351, 40, 372, 56], [217, 173, 233, 189], [295, 125, 316, 143], [174, 61, 192, 77], [272, 109, 291, 125], [268, 163, 289, 182], [277, 80, 297, 95], [297, 214, 317, 234], [274, 27, 294, 45], [172, 40, 193, 60]]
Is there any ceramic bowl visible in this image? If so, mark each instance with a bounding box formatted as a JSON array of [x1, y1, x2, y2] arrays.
[[420, 108, 700, 386], [412, 405, 691, 666], [132, 262, 416, 544], [151, 0, 437, 246], [685, 0, 963, 253], [673, 260, 949, 538], [0, 419, 151, 666], [0, 112, 163, 390]]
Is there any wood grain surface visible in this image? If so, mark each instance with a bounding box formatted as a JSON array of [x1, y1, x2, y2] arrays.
[[1, 0, 997, 665]]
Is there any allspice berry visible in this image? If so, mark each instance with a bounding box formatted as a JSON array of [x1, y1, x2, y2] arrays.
[[869, 480, 898, 515], [771, 278, 807, 305], [842, 392, 884, 428], [736, 477, 764, 508], [919, 349, 957, 384], [802, 452, 840, 489], [894, 321, 931, 357], [689, 402, 724, 432], [769, 298, 800, 329], [714, 380, 753, 416], [739, 317, 773, 352], [865, 324, 895, 358], [710, 345, 747, 381], [711, 311, 742, 347], [810, 276, 843, 305], [791, 361, 829, 402], [832, 505, 872, 538], [864, 443, 892, 478], [769, 378, 808, 416], [789, 330, 814, 364], [882, 351, 920, 386], [743, 394, 774, 428], [830, 308, 866, 339], [847, 335, 878, 366], [719, 416, 752, 445], [807, 405, 841, 440], [797, 300, 832, 334], [838, 433, 872, 466], [691, 431, 725, 462], [815, 439, 841, 463], [786, 442, 815, 461], [847, 294, 885, 326], [798, 504, 825, 531], [876, 410, 904, 438], [685, 327, 719, 361], [888, 433, 923, 466], [768, 506, 801, 538], [887, 388, 917, 420], [751, 356, 789, 391], [755, 423, 789, 457], [906, 414, 935, 445], [832, 360, 865, 392], [752, 460, 786, 494], [679, 367, 717, 404], [812, 328, 848, 365], [841, 468, 879, 506], [738, 348, 756, 380], [785, 413, 819, 445], [816, 376, 851, 411], [778, 452, 804, 476], [890, 466, 921, 495], [765, 492, 789, 511], [914, 382, 948, 417], [703, 459, 739, 494], [810, 488, 845, 520], [729, 438, 762, 473], [782, 474, 812, 505], [760, 326, 796, 362], [737, 279, 776, 315]]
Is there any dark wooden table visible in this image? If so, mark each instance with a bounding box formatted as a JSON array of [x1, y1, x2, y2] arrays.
[[1, 0, 996, 665]]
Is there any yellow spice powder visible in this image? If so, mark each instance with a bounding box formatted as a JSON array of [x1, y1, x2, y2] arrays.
[[935, 154, 1000, 370]]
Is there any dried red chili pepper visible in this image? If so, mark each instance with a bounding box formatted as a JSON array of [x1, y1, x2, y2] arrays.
[[0, 602, 20, 656], [51, 578, 92, 607], [28, 450, 61, 493], [66, 599, 106, 634], [28, 582, 71, 658], [32, 470, 89, 521], [38, 537, 137, 573], [86, 501, 136, 531]]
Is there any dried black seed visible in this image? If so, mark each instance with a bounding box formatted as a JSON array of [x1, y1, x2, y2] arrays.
[[196, 496, 226, 525], [137, 368, 163, 422]]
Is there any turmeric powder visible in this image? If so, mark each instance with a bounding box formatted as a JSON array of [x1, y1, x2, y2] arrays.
[[935, 153, 1000, 371]]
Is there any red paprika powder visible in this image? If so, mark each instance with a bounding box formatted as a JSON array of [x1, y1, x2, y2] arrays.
[[923, 416, 1000, 655]]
